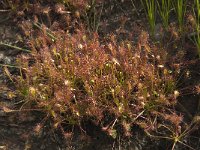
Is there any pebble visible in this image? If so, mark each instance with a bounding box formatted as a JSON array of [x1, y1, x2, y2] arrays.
[[0, 51, 5, 61], [0, 51, 14, 64], [3, 56, 12, 64]]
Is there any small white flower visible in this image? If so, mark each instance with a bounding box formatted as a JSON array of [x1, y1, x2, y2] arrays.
[[41, 95, 46, 100], [156, 55, 160, 60], [39, 83, 44, 87], [112, 57, 120, 66], [70, 88, 75, 91], [118, 103, 124, 113], [111, 88, 115, 94], [55, 104, 61, 108], [78, 44, 83, 49], [64, 80, 70, 86], [58, 65, 62, 69], [158, 65, 164, 68], [76, 111, 80, 116], [174, 90, 180, 98], [138, 96, 144, 100], [186, 71, 190, 77], [141, 101, 145, 106], [29, 87, 36, 96]]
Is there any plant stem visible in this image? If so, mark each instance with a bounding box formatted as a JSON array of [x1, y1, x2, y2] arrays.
[[0, 42, 31, 52]]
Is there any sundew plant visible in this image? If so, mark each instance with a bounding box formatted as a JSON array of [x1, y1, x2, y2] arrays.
[[13, 25, 182, 138]]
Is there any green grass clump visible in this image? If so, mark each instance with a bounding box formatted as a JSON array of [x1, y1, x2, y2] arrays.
[[173, 0, 187, 33], [193, 0, 200, 58], [12, 27, 182, 139], [141, 0, 156, 36], [157, 0, 171, 30]]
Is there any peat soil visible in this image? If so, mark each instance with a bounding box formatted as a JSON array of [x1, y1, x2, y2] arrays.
[[0, 0, 200, 150]]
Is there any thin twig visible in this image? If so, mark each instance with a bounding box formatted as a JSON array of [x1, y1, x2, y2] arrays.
[[0, 9, 10, 12], [0, 42, 31, 53]]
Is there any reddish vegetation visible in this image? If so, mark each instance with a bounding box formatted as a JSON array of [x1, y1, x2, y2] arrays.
[[0, 0, 200, 149], [14, 26, 182, 138]]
